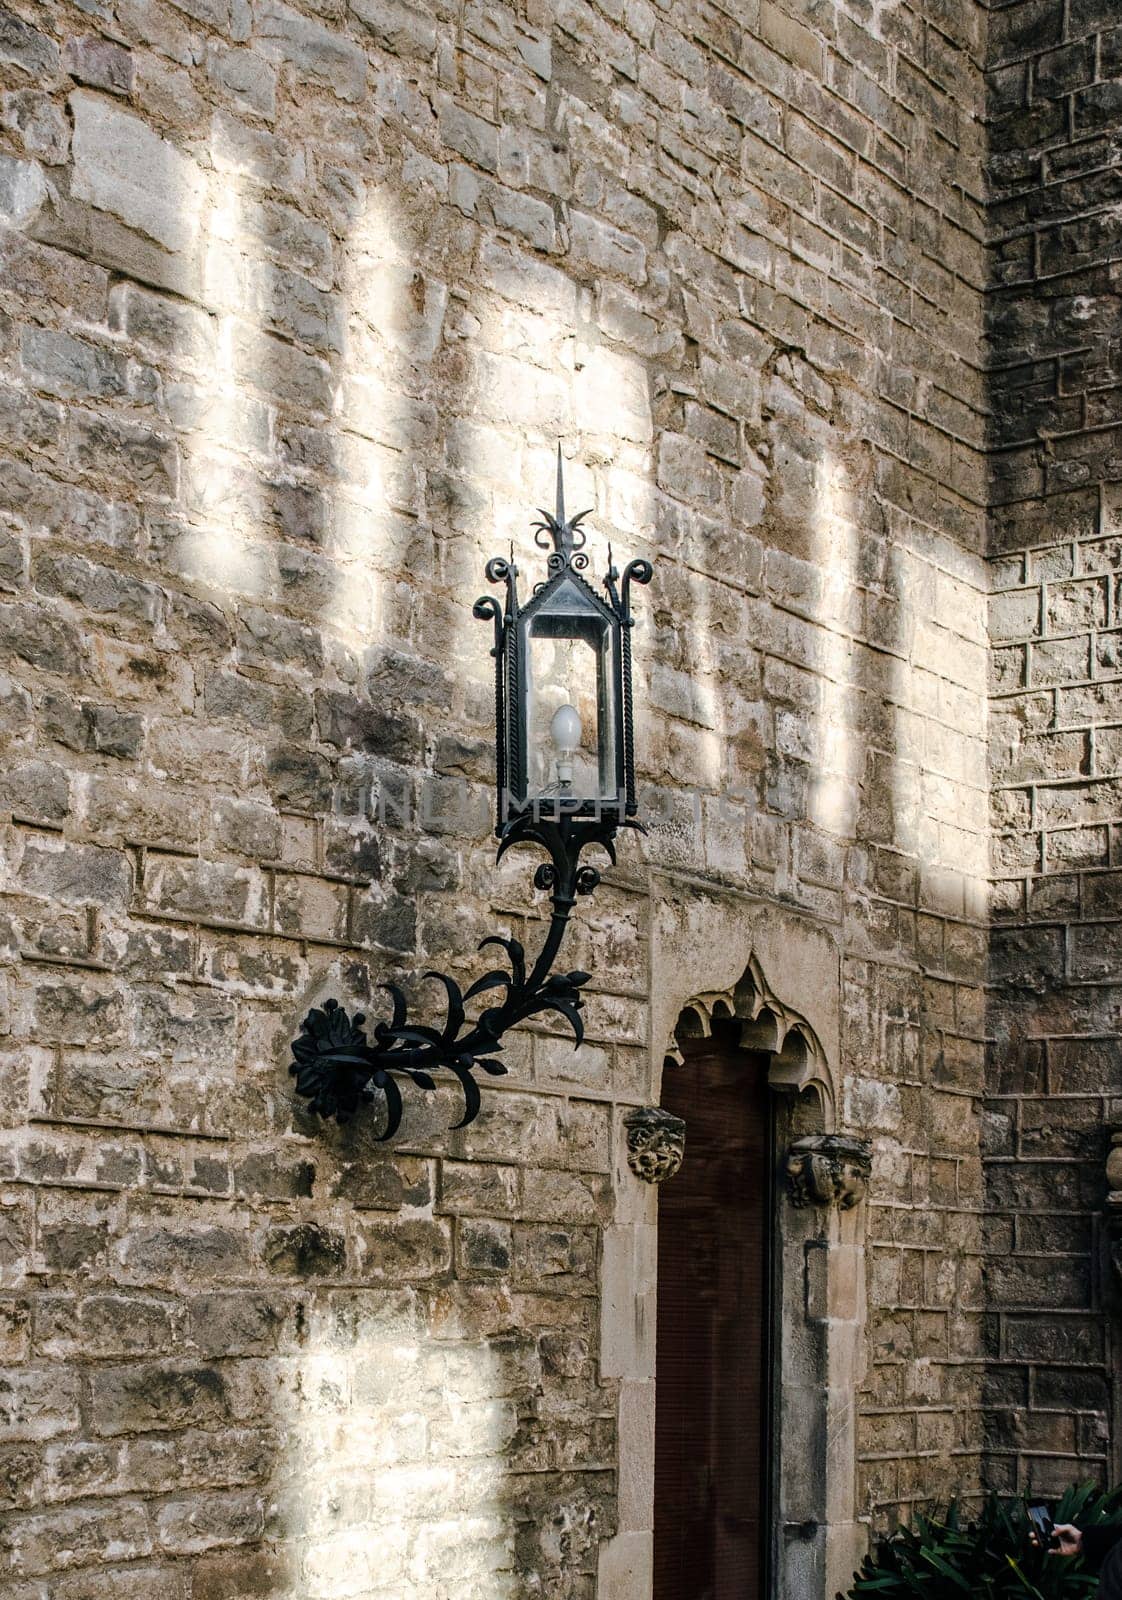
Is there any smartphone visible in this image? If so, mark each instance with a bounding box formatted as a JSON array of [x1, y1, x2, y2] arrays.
[[1028, 1505, 1055, 1545]]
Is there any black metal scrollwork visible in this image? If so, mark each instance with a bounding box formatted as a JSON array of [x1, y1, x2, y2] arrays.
[[290, 810, 639, 1136]]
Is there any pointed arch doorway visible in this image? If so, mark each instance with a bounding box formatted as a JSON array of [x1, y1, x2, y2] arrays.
[[653, 1017, 775, 1600]]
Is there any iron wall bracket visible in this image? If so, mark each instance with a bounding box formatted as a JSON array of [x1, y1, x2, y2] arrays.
[[290, 808, 640, 1137]]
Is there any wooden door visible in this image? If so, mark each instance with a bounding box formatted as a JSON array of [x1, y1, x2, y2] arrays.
[[653, 1023, 772, 1600]]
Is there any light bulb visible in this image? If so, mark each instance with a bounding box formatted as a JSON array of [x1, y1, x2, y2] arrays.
[[550, 703, 582, 789], [550, 703, 582, 755]]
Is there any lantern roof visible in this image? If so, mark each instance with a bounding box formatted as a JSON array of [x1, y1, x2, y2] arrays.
[[519, 447, 619, 627]]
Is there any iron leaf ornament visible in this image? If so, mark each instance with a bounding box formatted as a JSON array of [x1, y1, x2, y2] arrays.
[[290, 453, 651, 1137], [291, 933, 593, 1135]]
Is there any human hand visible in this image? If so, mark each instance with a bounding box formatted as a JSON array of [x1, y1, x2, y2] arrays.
[[1038, 1524, 1082, 1557]]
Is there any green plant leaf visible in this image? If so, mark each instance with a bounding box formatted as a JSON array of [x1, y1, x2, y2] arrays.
[[919, 1547, 971, 1590], [845, 1486, 1111, 1600]]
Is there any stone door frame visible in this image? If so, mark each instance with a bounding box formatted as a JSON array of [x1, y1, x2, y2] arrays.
[[598, 877, 869, 1600]]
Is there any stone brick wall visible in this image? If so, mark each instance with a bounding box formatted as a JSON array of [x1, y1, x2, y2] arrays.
[[984, 0, 1122, 1501], [0, 0, 999, 1591]]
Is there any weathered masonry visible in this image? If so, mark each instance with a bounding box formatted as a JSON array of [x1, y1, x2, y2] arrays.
[[985, 0, 1122, 1504], [0, 0, 1117, 1597]]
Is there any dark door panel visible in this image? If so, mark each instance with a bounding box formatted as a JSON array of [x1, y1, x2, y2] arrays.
[[654, 1026, 771, 1600]]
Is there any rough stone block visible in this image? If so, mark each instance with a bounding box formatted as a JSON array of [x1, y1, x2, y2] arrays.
[[23, 333, 124, 412], [0, 151, 46, 228], [568, 209, 648, 285], [4, 1502, 153, 1576], [457, 1216, 513, 1276], [91, 1365, 235, 1439], [0, 7, 58, 77], [156, 1490, 263, 1555], [70, 409, 179, 498], [31, 978, 128, 1046], [354, 1216, 452, 1281], [206, 41, 277, 119], [2, 90, 69, 164], [62, 35, 134, 96], [0, 757, 71, 824], [144, 857, 268, 930], [33, 550, 161, 623], [0, 1366, 82, 1442], [16, 838, 132, 910], [255, 0, 366, 101], [204, 671, 312, 741], [70, 91, 205, 256], [0, 224, 109, 317]]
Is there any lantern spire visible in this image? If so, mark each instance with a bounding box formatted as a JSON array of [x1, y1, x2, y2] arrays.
[[533, 446, 590, 564]]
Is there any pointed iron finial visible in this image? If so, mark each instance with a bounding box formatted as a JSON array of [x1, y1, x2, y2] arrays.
[[531, 446, 592, 563]]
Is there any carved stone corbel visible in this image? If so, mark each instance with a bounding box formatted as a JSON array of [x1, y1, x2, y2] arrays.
[[786, 1134, 872, 1211], [623, 1106, 686, 1184]]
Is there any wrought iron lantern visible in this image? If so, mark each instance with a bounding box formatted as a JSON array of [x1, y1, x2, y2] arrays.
[[489, 460, 638, 820], [290, 452, 651, 1136]]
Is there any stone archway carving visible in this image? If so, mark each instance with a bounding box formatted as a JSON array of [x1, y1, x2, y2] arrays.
[[662, 951, 834, 1111], [646, 880, 843, 1119]]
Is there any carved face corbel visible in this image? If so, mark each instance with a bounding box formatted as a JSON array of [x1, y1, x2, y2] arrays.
[[623, 1106, 686, 1184], [785, 1134, 872, 1211]]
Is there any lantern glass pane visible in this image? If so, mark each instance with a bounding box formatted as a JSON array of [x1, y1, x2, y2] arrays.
[[526, 603, 617, 804]]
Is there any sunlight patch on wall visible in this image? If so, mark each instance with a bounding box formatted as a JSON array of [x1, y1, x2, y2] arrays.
[[175, 171, 274, 602], [333, 183, 441, 645], [571, 339, 662, 806], [809, 451, 861, 840], [466, 253, 655, 555], [812, 444, 988, 900], [884, 532, 989, 906], [274, 1293, 517, 1598]]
